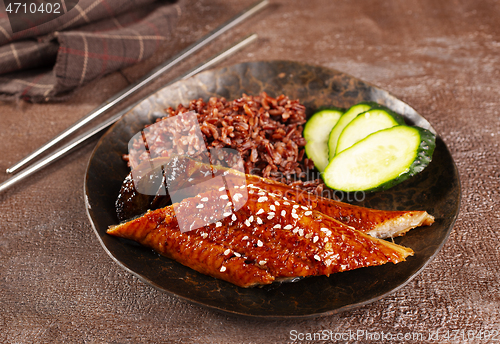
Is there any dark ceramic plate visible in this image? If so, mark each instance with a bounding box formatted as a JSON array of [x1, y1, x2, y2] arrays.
[[84, 60, 460, 318]]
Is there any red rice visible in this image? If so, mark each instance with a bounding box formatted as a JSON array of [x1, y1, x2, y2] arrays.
[[124, 92, 324, 194]]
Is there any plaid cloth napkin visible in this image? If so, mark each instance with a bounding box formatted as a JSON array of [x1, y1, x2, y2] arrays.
[[0, 0, 183, 102]]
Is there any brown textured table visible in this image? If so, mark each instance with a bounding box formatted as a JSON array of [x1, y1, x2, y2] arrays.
[[1, 0, 499, 343]]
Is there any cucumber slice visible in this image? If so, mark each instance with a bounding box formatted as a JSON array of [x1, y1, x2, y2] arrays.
[[323, 125, 436, 192], [328, 102, 377, 160], [304, 109, 343, 171], [335, 107, 405, 155]]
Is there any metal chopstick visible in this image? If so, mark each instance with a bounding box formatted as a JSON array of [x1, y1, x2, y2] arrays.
[[6, 0, 269, 174], [0, 34, 258, 194]]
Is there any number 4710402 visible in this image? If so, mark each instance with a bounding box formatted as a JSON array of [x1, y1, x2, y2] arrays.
[[5, 2, 61, 14]]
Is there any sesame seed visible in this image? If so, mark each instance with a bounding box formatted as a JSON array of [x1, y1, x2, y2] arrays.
[[234, 252, 241, 257], [283, 201, 290, 205], [188, 178, 194, 182], [291, 208, 296, 213], [258, 196, 268, 202], [293, 205, 299, 209], [196, 204, 204, 209], [283, 197, 288, 201], [267, 215, 275, 220], [216, 222, 222, 228], [234, 193, 243, 200], [270, 205, 276, 211], [257, 240, 263, 247], [273, 224, 281, 229], [233, 185, 239, 189], [305, 233, 312, 239], [223, 212, 232, 217], [275, 201, 280, 206], [293, 228, 299, 234], [232, 214, 237, 221], [324, 237, 328, 242], [220, 194, 229, 200], [240, 184, 246, 188], [242, 236, 249, 240], [304, 211, 312, 216], [256, 217, 263, 225], [301, 206, 309, 210], [259, 260, 267, 265], [281, 210, 286, 216], [247, 184, 254, 187], [321, 227, 329, 232], [249, 190, 254, 194], [201, 232, 208, 238], [298, 229, 304, 236], [249, 215, 254, 223], [224, 249, 231, 255], [201, 197, 209, 202], [256, 209, 264, 215], [313, 236, 319, 243], [291, 213, 299, 219], [220, 266, 226, 272], [258, 191, 266, 196], [268, 212, 275, 216], [284, 225, 293, 230], [314, 255, 321, 261], [227, 202, 232, 207], [219, 186, 225, 191], [245, 219, 251, 226]]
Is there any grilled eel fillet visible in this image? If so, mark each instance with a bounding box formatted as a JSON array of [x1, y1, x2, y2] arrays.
[[236, 172, 435, 239], [116, 157, 434, 239], [108, 183, 413, 288]]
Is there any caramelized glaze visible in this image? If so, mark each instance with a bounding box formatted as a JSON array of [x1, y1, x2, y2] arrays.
[[108, 183, 413, 287], [116, 157, 434, 238]]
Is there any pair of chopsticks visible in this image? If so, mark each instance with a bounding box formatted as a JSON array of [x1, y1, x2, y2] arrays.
[[0, 0, 269, 194]]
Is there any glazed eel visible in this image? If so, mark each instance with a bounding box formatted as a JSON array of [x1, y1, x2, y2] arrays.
[[115, 156, 434, 239], [108, 182, 413, 288]]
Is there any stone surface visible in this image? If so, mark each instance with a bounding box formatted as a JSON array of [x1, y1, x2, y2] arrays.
[[1, 0, 499, 342]]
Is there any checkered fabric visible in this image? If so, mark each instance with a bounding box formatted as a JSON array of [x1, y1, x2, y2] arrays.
[[0, 0, 183, 102]]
